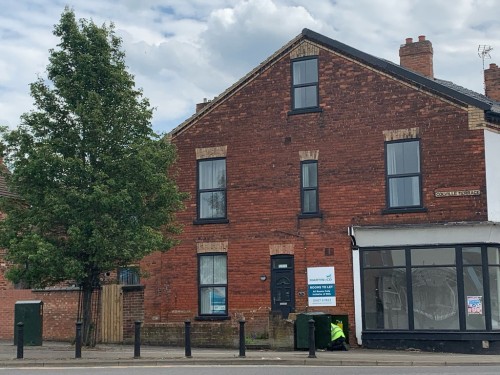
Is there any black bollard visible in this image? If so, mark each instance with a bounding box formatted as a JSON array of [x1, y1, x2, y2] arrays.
[[16, 322, 24, 359], [75, 321, 82, 359], [134, 321, 141, 358], [239, 319, 246, 358], [308, 318, 316, 358], [184, 320, 192, 358]]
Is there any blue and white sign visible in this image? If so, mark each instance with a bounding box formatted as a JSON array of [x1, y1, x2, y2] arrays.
[[307, 267, 336, 306]]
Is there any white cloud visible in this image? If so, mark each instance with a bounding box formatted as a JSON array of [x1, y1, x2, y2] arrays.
[[0, 0, 499, 134]]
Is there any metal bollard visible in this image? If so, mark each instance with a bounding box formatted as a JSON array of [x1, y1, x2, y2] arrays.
[[75, 321, 82, 359], [134, 321, 141, 358], [16, 322, 24, 359], [239, 319, 246, 358], [184, 320, 192, 358], [308, 319, 316, 358]]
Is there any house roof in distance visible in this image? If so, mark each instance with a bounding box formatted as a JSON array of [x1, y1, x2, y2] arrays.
[[0, 172, 16, 198], [171, 28, 500, 137]]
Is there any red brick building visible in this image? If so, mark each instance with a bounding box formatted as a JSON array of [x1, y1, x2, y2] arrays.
[[1, 28, 498, 352], [140, 28, 500, 353]]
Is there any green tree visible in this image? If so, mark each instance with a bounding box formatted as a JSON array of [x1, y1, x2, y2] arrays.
[[0, 8, 185, 345]]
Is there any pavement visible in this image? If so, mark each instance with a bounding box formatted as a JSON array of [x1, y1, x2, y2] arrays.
[[1, 340, 500, 368]]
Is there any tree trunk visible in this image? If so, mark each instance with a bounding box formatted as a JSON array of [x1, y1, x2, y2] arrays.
[[81, 285, 94, 346], [79, 274, 100, 347]]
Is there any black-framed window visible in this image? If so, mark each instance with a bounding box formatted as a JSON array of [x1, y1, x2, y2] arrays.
[[301, 160, 318, 214], [197, 158, 226, 220], [488, 247, 500, 329], [385, 139, 422, 209], [292, 57, 318, 110], [118, 266, 140, 285], [361, 245, 500, 332], [198, 253, 227, 316]]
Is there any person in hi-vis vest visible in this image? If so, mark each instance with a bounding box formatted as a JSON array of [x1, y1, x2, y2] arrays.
[[327, 322, 348, 351]]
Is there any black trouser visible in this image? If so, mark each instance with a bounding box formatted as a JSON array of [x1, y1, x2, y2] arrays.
[[327, 337, 347, 351]]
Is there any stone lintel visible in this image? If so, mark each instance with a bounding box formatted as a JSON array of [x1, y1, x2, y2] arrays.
[[196, 241, 229, 253]]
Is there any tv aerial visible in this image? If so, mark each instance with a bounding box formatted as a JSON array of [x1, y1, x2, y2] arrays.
[[478, 45, 493, 91]]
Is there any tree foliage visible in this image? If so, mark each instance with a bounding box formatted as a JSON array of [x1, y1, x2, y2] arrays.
[[0, 8, 185, 291]]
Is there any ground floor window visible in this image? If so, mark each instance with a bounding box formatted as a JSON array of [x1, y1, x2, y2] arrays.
[[198, 253, 227, 316], [361, 244, 500, 332]]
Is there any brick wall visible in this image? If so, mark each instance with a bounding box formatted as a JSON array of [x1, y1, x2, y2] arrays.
[[399, 36, 434, 78], [143, 42, 487, 345], [0, 288, 79, 341], [485, 63, 500, 102], [269, 313, 294, 349], [0, 289, 33, 339], [122, 285, 145, 342], [33, 289, 80, 341], [1, 286, 145, 343], [142, 321, 238, 348]]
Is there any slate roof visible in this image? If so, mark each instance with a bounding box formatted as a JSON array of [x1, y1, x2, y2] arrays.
[[171, 28, 500, 137], [0, 163, 16, 199]]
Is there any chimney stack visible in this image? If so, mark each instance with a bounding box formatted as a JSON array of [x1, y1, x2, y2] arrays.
[[399, 35, 434, 78], [196, 98, 211, 113], [485, 63, 500, 102]]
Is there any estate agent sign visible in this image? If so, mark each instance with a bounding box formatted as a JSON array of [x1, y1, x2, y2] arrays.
[[307, 266, 336, 306]]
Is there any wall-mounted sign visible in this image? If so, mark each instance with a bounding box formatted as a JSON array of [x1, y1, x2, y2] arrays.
[[307, 266, 336, 307], [434, 189, 480, 197]]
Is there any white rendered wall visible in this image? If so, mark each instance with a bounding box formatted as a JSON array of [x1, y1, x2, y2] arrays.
[[352, 248, 362, 345], [485, 129, 500, 222]]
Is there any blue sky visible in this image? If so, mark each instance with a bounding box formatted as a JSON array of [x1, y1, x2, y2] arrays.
[[1, 0, 499, 134]]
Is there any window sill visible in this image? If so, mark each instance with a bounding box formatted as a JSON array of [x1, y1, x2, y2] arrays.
[[288, 107, 323, 116], [195, 315, 230, 321], [193, 218, 230, 225], [121, 285, 145, 292], [298, 212, 323, 219], [382, 207, 427, 215]]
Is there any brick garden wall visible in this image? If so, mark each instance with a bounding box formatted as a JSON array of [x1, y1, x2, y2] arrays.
[[142, 321, 238, 348], [0, 285, 144, 343], [122, 285, 145, 342], [0, 289, 33, 340], [0, 288, 79, 341]]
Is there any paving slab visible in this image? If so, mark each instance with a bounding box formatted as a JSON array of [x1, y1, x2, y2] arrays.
[[1, 340, 500, 368]]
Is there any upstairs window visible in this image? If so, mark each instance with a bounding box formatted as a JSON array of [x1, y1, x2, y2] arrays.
[[197, 158, 226, 220], [385, 139, 422, 209], [199, 254, 227, 316], [301, 160, 319, 214], [292, 57, 318, 110]]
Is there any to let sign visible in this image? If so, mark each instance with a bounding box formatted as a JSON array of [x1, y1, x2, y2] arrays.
[[307, 266, 336, 307]]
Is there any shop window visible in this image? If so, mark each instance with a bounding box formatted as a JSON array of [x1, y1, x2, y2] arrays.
[[488, 247, 500, 329], [199, 254, 227, 316], [363, 267, 408, 330], [412, 266, 458, 330], [361, 245, 499, 333]]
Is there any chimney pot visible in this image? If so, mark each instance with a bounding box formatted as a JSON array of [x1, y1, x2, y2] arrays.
[[399, 35, 434, 78], [490, 63, 498, 69]]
